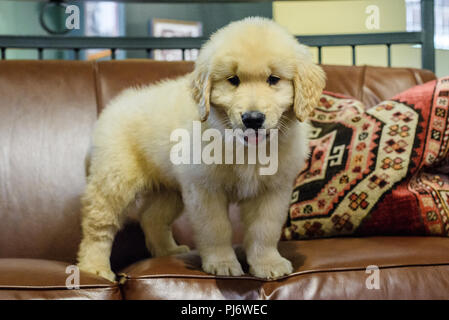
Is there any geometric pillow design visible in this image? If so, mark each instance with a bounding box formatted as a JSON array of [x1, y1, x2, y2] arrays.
[[284, 77, 449, 239]]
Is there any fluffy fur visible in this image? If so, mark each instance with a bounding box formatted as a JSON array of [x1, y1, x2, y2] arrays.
[[77, 17, 325, 281]]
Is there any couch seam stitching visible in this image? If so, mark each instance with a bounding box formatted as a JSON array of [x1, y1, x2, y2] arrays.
[[122, 262, 449, 282], [0, 285, 120, 291]]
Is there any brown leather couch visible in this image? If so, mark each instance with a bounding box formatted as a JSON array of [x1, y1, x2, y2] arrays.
[[1, 60, 447, 300]]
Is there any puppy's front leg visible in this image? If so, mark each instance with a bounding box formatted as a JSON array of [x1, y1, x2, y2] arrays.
[[183, 185, 243, 276], [240, 187, 293, 279]]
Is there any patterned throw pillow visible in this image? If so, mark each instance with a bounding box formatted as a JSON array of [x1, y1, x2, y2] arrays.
[[284, 77, 449, 239]]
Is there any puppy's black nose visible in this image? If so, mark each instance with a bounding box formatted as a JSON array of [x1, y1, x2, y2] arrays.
[[241, 111, 265, 130]]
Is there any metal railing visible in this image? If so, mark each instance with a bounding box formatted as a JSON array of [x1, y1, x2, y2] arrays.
[[0, 0, 436, 72]]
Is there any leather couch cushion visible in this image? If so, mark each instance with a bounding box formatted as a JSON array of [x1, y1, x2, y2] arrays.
[[0, 258, 121, 299], [321, 65, 436, 108], [119, 237, 449, 299], [0, 61, 98, 263]]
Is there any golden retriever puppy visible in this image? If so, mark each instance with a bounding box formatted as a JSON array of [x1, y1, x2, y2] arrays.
[[77, 17, 325, 281]]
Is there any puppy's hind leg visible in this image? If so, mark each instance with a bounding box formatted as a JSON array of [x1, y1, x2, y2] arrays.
[[77, 172, 145, 282], [140, 190, 190, 257]]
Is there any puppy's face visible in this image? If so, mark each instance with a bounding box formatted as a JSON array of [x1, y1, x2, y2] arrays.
[[210, 53, 295, 132], [191, 18, 326, 144]]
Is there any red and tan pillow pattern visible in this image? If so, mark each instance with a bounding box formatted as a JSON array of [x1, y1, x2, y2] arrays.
[[284, 77, 449, 239]]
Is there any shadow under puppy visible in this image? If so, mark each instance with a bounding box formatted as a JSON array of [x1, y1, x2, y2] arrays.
[[77, 17, 325, 281]]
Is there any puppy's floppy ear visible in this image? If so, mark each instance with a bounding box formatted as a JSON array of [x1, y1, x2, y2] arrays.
[[191, 62, 211, 122], [292, 50, 326, 122]]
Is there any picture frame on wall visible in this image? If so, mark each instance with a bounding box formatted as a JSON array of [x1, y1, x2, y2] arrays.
[[150, 18, 202, 61], [84, 1, 125, 60]]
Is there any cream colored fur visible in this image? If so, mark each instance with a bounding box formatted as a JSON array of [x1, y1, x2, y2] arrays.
[[77, 17, 325, 281]]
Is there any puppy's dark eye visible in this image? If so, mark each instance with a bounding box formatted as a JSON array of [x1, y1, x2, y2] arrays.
[[227, 75, 240, 87], [267, 75, 280, 86]]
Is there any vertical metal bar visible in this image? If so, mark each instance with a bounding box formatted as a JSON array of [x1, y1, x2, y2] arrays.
[[386, 43, 391, 67], [351, 45, 356, 65], [146, 49, 152, 59], [317, 46, 322, 64], [38, 48, 43, 60], [1, 48, 5, 60], [111, 48, 116, 60], [421, 0, 435, 72], [74, 48, 80, 60], [182, 49, 186, 61]]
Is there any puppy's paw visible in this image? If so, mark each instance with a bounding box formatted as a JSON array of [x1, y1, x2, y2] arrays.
[[78, 263, 116, 282], [249, 256, 293, 279], [202, 259, 244, 277]]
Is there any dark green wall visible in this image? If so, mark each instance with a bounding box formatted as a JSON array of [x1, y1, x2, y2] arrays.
[[0, 1, 272, 60], [0, 0, 62, 59], [125, 2, 272, 36], [124, 2, 272, 58]]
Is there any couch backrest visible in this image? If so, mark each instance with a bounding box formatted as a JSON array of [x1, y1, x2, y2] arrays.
[[322, 64, 435, 107], [0, 60, 436, 269]]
